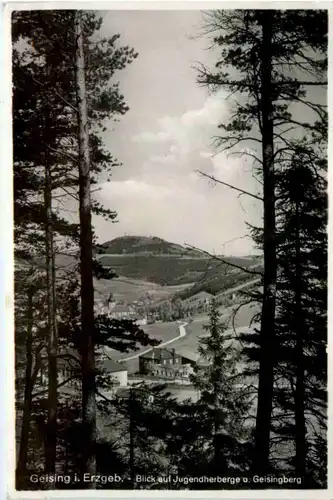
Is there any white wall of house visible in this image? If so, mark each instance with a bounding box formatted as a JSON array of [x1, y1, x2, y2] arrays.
[[112, 370, 128, 387]]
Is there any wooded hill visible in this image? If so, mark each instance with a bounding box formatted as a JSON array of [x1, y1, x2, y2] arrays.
[[96, 235, 261, 287]]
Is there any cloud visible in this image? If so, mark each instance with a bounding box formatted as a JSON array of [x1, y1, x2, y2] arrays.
[[150, 154, 177, 164], [127, 90, 237, 189], [132, 131, 171, 144], [99, 179, 173, 200], [95, 164, 261, 256], [96, 91, 262, 255], [179, 92, 226, 127], [199, 151, 213, 159], [131, 90, 229, 155]]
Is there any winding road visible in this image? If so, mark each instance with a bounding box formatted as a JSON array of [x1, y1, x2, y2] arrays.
[[121, 321, 188, 362]]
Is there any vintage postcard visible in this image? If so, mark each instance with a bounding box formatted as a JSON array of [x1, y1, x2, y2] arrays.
[[3, 2, 329, 497]]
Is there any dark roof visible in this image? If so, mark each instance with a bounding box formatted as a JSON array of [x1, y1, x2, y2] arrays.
[[172, 348, 198, 363], [140, 348, 176, 361], [56, 348, 80, 370], [102, 358, 127, 373]]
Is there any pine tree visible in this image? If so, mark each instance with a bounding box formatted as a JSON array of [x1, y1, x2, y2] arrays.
[[198, 9, 327, 475], [272, 138, 327, 485], [15, 268, 46, 486], [189, 299, 252, 478], [13, 10, 140, 485]]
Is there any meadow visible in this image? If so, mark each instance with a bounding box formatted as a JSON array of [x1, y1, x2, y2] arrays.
[[94, 276, 188, 303], [97, 253, 258, 287], [167, 302, 259, 361]]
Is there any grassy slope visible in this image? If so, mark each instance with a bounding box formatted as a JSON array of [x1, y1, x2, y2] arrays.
[[167, 302, 260, 360], [97, 253, 259, 287], [97, 235, 260, 287], [55, 236, 261, 304], [94, 276, 192, 303]]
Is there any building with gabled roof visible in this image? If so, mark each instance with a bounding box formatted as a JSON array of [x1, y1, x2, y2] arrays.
[[139, 347, 196, 380], [109, 303, 137, 319]]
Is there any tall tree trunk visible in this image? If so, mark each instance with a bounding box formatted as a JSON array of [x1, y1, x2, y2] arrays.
[[294, 198, 306, 480], [75, 12, 96, 479], [16, 288, 34, 487], [44, 157, 58, 476], [252, 10, 276, 475]]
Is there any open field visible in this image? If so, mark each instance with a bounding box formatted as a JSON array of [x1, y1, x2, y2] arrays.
[[167, 302, 260, 360], [96, 253, 260, 287], [94, 276, 188, 303], [143, 321, 179, 338]]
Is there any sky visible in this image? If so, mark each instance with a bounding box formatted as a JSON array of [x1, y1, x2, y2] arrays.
[[93, 10, 262, 256]]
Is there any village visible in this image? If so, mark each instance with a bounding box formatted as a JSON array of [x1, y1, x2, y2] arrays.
[[56, 291, 216, 401], [35, 274, 257, 409], [78, 285, 254, 402]]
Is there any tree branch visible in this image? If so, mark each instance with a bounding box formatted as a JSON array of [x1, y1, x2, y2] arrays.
[[197, 170, 263, 202], [184, 244, 263, 277]]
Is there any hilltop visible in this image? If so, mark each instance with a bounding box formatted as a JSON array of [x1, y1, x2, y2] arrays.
[[97, 235, 203, 257], [96, 235, 262, 288]]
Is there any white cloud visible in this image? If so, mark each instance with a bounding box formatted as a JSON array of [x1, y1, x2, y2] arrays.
[[92, 12, 263, 256], [95, 166, 261, 256], [96, 91, 262, 255], [99, 179, 173, 200], [150, 154, 177, 164], [180, 92, 225, 127], [199, 151, 213, 159], [131, 90, 230, 155], [132, 131, 170, 143]]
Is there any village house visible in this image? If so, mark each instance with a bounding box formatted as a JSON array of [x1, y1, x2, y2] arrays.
[[108, 303, 147, 325], [95, 297, 148, 325], [37, 349, 129, 398], [102, 358, 128, 387], [108, 303, 137, 320], [139, 347, 196, 380]]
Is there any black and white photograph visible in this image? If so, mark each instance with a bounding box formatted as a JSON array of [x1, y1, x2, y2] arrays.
[[11, 6, 327, 491]]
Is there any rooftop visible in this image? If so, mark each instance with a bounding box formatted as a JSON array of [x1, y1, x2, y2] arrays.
[[101, 358, 128, 373], [171, 347, 198, 362], [140, 347, 197, 363], [140, 348, 175, 360]]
